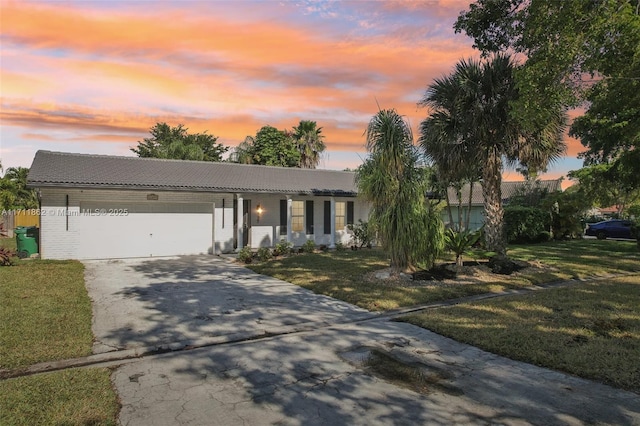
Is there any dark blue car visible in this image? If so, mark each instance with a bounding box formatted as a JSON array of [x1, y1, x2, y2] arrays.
[[585, 220, 633, 240]]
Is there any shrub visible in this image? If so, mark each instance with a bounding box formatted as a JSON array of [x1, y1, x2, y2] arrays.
[[238, 246, 253, 264], [302, 239, 316, 253], [504, 206, 550, 243], [444, 228, 482, 268], [0, 247, 18, 266], [347, 219, 374, 248], [319, 244, 329, 252], [273, 240, 293, 256], [256, 247, 273, 262], [335, 241, 346, 252]]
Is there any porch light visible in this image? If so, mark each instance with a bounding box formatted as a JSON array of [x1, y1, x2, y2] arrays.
[[256, 204, 263, 222]]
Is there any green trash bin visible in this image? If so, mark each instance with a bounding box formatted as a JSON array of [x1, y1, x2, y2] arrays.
[[15, 226, 39, 259]]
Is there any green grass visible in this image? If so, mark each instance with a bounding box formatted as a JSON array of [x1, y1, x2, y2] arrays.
[[0, 260, 94, 370], [0, 258, 120, 424], [0, 368, 119, 425], [509, 239, 640, 279], [400, 274, 640, 393], [248, 240, 640, 311]]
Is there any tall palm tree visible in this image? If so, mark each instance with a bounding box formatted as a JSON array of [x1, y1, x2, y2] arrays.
[[419, 61, 482, 232], [292, 120, 325, 169], [356, 109, 444, 273], [419, 54, 566, 256]]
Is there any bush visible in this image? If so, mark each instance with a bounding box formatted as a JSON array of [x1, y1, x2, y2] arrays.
[[256, 247, 273, 262], [347, 220, 374, 248], [335, 241, 346, 252], [504, 206, 550, 243], [238, 246, 253, 264], [273, 240, 293, 256], [302, 239, 316, 253], [0, 247, 18, 266]]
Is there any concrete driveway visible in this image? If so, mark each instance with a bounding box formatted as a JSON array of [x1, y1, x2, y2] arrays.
[[83, 255, 371, 353], [85, 255, 640, 425]]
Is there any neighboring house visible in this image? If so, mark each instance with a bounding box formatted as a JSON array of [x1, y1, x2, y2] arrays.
[[27, 151, 368, 260], [442, 179, 563, 230]]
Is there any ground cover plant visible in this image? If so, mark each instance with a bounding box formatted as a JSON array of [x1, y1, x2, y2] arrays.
[[400, 274, 640, 393]]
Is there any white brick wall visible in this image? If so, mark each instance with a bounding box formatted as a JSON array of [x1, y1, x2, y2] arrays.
[[39, 188, 235, 259], [38, 188, 370, 258]]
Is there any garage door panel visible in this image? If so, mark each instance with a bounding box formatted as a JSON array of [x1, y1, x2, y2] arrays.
[[77, 202, 213, 259]]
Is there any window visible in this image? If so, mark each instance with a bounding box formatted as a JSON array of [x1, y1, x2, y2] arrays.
[[335, 201, 345, 230], [292, 200, 304, 232]]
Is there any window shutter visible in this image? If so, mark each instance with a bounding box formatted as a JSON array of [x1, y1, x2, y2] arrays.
[[347, 201, 354, 225], [306, 200, 314, 234], [280, 199, 287, 236], [324, 201, 331, 234]]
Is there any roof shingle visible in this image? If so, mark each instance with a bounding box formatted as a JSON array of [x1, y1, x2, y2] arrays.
[[27, 151, 358, 196]]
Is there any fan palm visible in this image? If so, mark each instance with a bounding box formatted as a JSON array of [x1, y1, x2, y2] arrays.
[[292, 120, 325, 169], [356, 109, 444, 273], [419, 54, 566, 256]]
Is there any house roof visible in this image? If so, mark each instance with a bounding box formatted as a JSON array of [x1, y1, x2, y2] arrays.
[[27, 150, 358, 196], [446, 179, 562, 205]]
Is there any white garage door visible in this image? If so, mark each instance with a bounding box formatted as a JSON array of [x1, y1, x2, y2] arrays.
[[77, 202, 213, 259]]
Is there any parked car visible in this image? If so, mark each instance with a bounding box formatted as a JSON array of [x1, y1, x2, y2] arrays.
[[585, 220, 633, 240]]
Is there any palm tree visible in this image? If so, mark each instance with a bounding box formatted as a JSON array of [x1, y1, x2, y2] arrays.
[[292, 120, 325, 169], [419, 54, 566, 256], [2, 167, 38, 209], [418, 61, 483, 232], [356, 109, 444, 273]]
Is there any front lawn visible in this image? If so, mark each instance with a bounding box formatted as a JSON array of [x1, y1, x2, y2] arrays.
[[0, 259, 119, 424], [248, 240, 640, 311], [0, 260, 93, 369], [400, 274, 640, 393], [0, 369, 119, 426]]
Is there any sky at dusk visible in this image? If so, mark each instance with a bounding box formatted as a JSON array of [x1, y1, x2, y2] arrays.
[[1, 0, 585, 185]]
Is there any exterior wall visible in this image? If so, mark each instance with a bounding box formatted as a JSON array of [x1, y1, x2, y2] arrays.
[[38, 187, 371, 259], [239, 193, 369, 248], [443, 206, 485, 231], [39, 188, 235, 259]]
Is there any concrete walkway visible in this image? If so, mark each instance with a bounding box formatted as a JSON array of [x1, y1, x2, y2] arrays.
[[84, 256, 640, 425]]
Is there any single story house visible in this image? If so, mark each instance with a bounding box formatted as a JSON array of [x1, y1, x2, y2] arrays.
[[443, 179, 563, 230], [27, 150, 369, 260]]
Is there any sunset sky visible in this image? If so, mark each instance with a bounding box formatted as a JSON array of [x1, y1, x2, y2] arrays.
[[1, 0, 584, 185]]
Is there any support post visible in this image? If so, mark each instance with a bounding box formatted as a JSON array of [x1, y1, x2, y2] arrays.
[[330, 197, 336, 248], [236, 194, 243, 251], [286, 196, 292, 244]]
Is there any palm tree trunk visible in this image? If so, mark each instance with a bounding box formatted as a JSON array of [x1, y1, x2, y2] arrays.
[[445, 190, 454, 229], [482, 149, 506, 257]]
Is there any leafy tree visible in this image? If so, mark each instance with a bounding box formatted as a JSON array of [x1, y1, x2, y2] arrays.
[[232, 126, 301, 167], [356, 109, 444, 273], [250, 126, 301, 167], [456, 0, 640, 190], [455, 1, 640, 123], [230, 136, 255, 164], [0, 167, 38, 210], [568, 164, 640, 216], [292, 120, 326, 169], [131, 123, 228, 161], [419, 55, 566, 257]]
